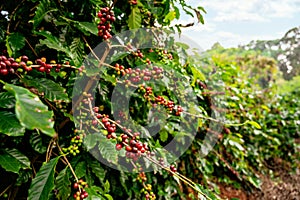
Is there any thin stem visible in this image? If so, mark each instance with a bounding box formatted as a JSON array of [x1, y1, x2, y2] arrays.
[[0, 184, 12, 197], [46, 138, 55, 162], [86, 98, 106, 129], [182, 111, 223, 123], [25, 38, 38, 57], [82, 36, 100, 62], [6, 0, 26, 34], [145, 156, 212, 200], [57, 143, 81, 192]]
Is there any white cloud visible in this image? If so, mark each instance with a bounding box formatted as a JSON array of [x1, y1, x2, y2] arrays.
[[200, 0, 300, 22], [174, 0, 300, 50]]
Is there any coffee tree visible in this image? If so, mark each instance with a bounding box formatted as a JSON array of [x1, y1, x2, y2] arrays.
[[0, 1, 299, 200]]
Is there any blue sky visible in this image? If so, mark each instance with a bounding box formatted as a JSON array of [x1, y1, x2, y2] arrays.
[[176, 0, 300, 50]]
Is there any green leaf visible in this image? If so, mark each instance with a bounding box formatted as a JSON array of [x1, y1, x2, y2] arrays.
[[56, 168, 71, 200], [4, 83, 55, 137], [84, 186, 104, 200], [0, 92, 16, 108], [104, 194, 114, 200], [193, 8, 205, 24], [30, 131, 47, 154], [197, 6, 207, 14], [16, 169, 32, 186], [128, 7, 142, 29], [0, 148, 31, 173], [6, 32, 25, 56], [29, 0, 56, 28], [69, 37, 84, 66], [174, 6, 180, 19], [190, 65, 206, 86], [87, 159, 106, 183], [248, 176, 262, 189], [104, 180, 110, 193], [22, 77, 70, 102], [74, 21, 98, 36], [0, 111, 25, 136], [98, 136, 118, 163], [164, 11, 176, 23], [84, 134, 98, 151], [28, 157, 60, 200], [34, 31, 75, 61], [247, 121, 261, 129], [75, 161, 86, 179], [175, 42, 190, 50], [159, 129, 168, 142], [195, 184, 219, 200]]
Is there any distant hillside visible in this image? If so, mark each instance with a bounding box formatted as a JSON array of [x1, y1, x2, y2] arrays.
[[241, 26, 300, 80]]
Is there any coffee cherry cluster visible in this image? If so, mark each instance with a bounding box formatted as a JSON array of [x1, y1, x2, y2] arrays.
[[118, 65, 163, 86], [123, 137, 150, 161], [154, 95, 183, 115], [114, 63, 125, 75], [137, 86, 184, 116], [158, 49, 173, 60], [72, 179, 88, 200], [0, 55, 69, 76], [62, 130, 84, 156], [169, 164, 177, 173], [97, 7, 115, 40], [35, 58, 56, 73], [91, 110, 151, 161], [136, 172, 147, 182], [101, 116, 117, 139], [0, 55, 32, 75], [141, 184, 156, 200], [133, 49, 144, 58]]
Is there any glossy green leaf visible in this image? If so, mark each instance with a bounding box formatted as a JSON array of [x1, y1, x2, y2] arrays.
[[164, 11, 176, 23], [69, 37, 84, 66], [104, 194, 114, 200], [28, 156, 60, 200], [56, 168, 71, 200], [0, 92, 15, 108], [22, 77, 70, 102], [84, 186, 104, 200], [29, 131, 47, 154], [128, 7, 141, 29], [5, 32, 25, 56], [0, 111, 25, 136], [16, 169, 32, 186], [84, 134, 98, 151], [34, 31, 74, 60], [0, 148, 31, 173], [4, 83, 55, 137], [159, 129, 168, 142], [190, 66, 206, 87], [98, 136, 118, 163], [87, 158, 106, 183], [29, 0, 57, 28], [104, 180, 110, 193], [75, 161, 86, 179], [74, 21, 98, 36]]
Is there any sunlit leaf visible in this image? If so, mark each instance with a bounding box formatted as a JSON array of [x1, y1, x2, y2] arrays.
[[28, 157, 60, 200], [4, 83, 55, 137]]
